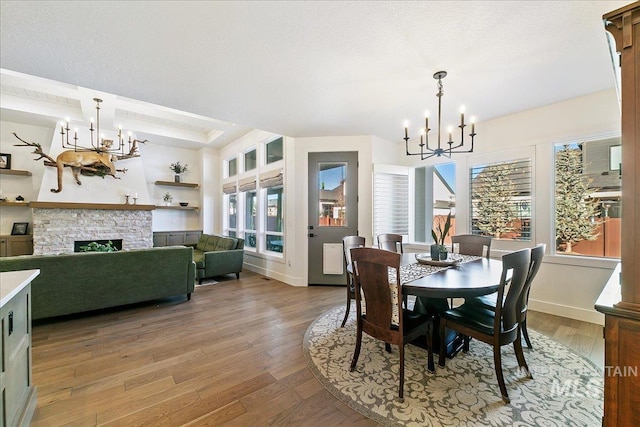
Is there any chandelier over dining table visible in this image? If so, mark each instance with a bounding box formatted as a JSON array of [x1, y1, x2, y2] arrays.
[[403, 71, 476, 160]]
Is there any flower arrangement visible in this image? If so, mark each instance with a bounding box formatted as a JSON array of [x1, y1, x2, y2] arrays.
[[170, 162, 188, 174]]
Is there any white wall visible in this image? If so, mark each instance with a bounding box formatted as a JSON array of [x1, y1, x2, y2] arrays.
[[399, 89, 621, 324], [0, 121, 53, 234]]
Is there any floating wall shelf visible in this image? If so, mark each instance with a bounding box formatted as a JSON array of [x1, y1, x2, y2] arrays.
[[155, 205, 199, 211], [154, 181, 199, 188], [0, 169, 32, 176]]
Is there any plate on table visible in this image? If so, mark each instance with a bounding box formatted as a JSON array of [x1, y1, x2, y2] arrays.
[[415, 253, 463, 267]]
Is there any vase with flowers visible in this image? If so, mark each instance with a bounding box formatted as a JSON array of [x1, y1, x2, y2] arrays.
[[163, 192, 173, 206], [170, 162, 188, 183], [431, 212, 452, 260]]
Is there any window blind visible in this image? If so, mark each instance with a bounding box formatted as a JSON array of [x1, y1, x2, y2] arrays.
[[238, 177, 257, 192], [222, 182, 237, 194], [259, 168, 284, 188], [373, 172, 409, 237]]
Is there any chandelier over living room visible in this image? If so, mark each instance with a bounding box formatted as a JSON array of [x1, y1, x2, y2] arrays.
[[403, 71, 476, 160], [59, 97, 144, 157]]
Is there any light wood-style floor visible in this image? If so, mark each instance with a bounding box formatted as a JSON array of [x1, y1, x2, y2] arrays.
[[30, 270, 604, 426]]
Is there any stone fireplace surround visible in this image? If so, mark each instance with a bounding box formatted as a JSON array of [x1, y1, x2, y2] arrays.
[[31, 202, 154, 255]]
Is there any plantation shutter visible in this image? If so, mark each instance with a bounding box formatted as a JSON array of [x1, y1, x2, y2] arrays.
[[373, 172, 409, 238]]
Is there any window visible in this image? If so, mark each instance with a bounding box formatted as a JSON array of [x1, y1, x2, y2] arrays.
[[244, 149, 257, 172], [433, 163, 456, 244], [245, 190, 257, 249], [266, 137, 283, 164], [470, 159, 532, 241], [373, 169, 408, 238], [227, 194, 237, 237], [318, 162, 348, 227], [555, 138, 621, 258], [228, 158, 237, 177], [265, 187, 284, 253], [609, 145, 621, 171]]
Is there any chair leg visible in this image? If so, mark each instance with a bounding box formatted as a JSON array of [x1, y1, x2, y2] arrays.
[[350, 324, 363, 372], [521, 317, 533, 349], [385, 343, 392, 353], [493, 346, 510, 404], [438, 320, 447, 367], [463, 335, 470, 352], [398, 344, 405, 402], [340, 293, 351, 328], [513, 330, 533, 379]]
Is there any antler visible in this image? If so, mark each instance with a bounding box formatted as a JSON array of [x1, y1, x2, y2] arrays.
[[13, 132, 57, 164]]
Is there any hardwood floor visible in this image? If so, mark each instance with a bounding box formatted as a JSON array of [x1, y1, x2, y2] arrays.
[[30, 271, 604, 426]]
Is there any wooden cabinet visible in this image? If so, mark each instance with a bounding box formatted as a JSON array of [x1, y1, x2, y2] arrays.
[[153, 230, 202, 247], [0, 235, 34, 257], [1, 269, 39, 427], [597, 4, 640, 427]]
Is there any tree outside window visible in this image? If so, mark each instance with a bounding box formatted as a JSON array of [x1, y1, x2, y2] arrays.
[[470, 159, 532, 240], [555, 144, 600, 254]]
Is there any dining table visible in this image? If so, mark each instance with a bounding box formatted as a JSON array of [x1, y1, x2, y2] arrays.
[[398, 253, 505, 358]]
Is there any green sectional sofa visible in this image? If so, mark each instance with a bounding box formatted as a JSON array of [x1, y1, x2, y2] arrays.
[[0, 246, 195, 320], [188, 234, 244, 283]]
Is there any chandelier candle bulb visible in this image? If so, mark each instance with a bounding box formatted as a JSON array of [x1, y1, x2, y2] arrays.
[[404, 121, 409, 138]]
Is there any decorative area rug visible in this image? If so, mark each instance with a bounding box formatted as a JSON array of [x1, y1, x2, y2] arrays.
[[303, 306, 603, 427]]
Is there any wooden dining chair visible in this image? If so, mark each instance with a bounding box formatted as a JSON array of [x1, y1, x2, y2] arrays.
[[451, 234, 491, 258], [377, 233, 404, 253], [349, 247, 434, 402], [467, 244, 546, 349], [340, 235, 366, 328], [438, 247, 532, 404]]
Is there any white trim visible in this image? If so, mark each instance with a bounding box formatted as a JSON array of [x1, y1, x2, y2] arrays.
[[529, 299, 604, 326]]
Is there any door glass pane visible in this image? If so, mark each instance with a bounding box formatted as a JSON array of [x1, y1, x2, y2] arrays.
[[318, 162, 347, 227]]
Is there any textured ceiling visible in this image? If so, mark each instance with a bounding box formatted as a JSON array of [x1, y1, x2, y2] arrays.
[[0, 1, 630, 149]]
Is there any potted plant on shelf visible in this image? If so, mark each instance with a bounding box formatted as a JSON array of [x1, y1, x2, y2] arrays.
[[170, 162, 188, 183], [431, 212, 452, 260], [163, 192, 173, 206]]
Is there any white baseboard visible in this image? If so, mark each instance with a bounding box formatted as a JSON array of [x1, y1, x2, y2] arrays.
[[243, 263, 306, 287], [529, 298, 604, 325]]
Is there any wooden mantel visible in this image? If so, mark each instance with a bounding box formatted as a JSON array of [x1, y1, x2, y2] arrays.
[[29, 201, 156, 211]]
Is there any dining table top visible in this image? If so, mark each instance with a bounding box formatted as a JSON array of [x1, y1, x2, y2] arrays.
[[400, 253, 505, 299]]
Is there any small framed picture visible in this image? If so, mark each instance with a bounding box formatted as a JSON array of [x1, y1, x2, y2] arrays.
[[11, 222, 29, 235], [0, 153, 11, 169]]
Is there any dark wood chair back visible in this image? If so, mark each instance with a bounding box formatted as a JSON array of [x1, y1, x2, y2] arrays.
[[451, 234, 491, 258], [349, 247, 434, 401], [438, 247, 531, 403], [497, 248, 532, 341], [518, 244, 545, 315], [377, 233, 404, 253], [339, 236, 366, 328]]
